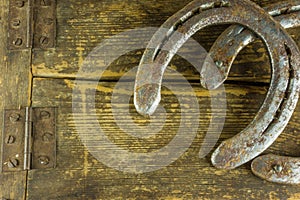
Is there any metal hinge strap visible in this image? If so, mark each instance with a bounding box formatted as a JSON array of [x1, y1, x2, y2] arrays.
[[8, 0, 56, 50], [1, 107, 56, 172], [24, 107, 32, 170]]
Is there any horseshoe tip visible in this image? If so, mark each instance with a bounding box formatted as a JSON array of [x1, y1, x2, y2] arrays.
[[134, 83, 161, 116], [211, 141, 244, 170]]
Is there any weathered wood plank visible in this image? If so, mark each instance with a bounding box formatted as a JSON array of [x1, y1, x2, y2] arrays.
[[27, 78, 300, 199], [31, 0, 300, 84], [0, 0, 29, 199]]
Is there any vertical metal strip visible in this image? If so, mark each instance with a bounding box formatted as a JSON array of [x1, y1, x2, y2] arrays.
[[1, 109, 26, 172], [33, 0, 56, 48], [8, 0, 56, 50], [8, 0, 31, 50], [26, 0, 34, 48], [24, 107, 32, 170]]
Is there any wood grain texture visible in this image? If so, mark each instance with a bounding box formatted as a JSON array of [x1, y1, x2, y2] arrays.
[[27, 78, 300, 200], [0, 0, 29, 199], [26, 0, 300, 199], [31, 0, 299, 84]]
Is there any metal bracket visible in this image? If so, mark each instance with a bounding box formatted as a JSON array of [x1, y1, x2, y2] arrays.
[[1, 107, 56, 172], [8, 0, 56, 50]]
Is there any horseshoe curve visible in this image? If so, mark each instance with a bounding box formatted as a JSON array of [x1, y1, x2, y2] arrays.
[[202, 0, 300, 90], [133, 0, 300, 170]]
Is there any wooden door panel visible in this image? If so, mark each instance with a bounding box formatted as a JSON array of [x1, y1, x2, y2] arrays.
[[26, 77, 300, 199], [30, 0, 300, 84], [0, 0, 294, 199]]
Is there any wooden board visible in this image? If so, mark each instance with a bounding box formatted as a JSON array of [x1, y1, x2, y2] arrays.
[[26, 78, 300, 199], [0, 0, 29, 199], [31, 0, 300, 84], [0, 0, 298, 199]]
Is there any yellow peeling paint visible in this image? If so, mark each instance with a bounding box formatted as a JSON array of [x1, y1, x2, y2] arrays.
[[288, 193, 300, 200], [83, 149, 89, 178]]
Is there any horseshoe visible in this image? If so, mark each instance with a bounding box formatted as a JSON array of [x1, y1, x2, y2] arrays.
[[134, 0, 300, 175], [202, 0, 300, 90]]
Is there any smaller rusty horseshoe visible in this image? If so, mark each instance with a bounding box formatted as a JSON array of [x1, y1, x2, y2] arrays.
[[252, 154, 300, 185], [202, 0, 300, 90]]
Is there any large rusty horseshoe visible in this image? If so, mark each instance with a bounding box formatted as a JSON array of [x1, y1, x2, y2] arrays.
[[202, 0, 300, 90], [134, 0, 300, 175]]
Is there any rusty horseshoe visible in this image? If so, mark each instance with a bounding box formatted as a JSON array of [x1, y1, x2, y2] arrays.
[[133, 0, 300, 183], [201, 0, 300, 90]]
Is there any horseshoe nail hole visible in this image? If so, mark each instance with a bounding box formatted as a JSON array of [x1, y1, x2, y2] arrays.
[[192, 8, 201, 16], [228, 39, 234, 46], [214, 2, 222, 8], [153, 1, 231, 61], [271, 5, 300, 17], [214, 1, 231, 8], [280, 8, 290, 15], [272, 164, 283, 173]]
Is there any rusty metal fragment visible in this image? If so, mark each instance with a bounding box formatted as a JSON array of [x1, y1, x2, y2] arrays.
[[134, 0, 300, 172], [252, 154, 300, 185]]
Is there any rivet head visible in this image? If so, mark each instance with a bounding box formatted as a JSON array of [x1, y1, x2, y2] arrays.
[[40, 110, 50, 119], [5, 135, 15, 144], [7, 159, 19, 168], [215, 60, 223, 68], [15, 0, 25, 8], [13, 38, 23, 46], [273, 164, 283, 173], [12, 19, 21, 27], [40, 0, 51, 6], [39, 36, 49, 45], [42, 132, 53, 142], [44, 18, 54, 25], [38, 156, 50, 166], [9, 113, 20, 122]]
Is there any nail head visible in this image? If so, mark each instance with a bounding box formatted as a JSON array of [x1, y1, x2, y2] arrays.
[[7, 159, 19, 168], [9, 113, 20, 122], [13, 38, 23, 46], [38, 156, 50, 165], [15, 0, 25, 8], [40, 110, 50, 119], [5, 135, 15, 144]]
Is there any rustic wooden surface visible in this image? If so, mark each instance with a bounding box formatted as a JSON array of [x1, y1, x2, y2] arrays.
[[0, 0, 29, 199], [27, 78, 300, 200], [29, 0, 300, 199], [32, 0, 294, 83], [0, 0, 299, 199]]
